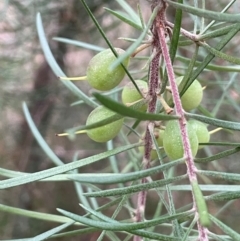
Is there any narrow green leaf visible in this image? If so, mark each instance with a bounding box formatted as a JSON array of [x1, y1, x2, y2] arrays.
[[148, 185, 240, 192], [137, 3, 145, 29], [185, 112, 240, 130], [182, 215, 198, 241], [80, 0, 139, 94], [1, 221, 74, 241], [94, 93, 179, 121], [191, 181, 211, 227], [52, 200, 123, 239], [197, 105, 214, 118], [198, 170, 240, 182], [126, 230, 180, 241], [66, 113, 123, 136], [23, 102, 64, 166], [0, 167, 85, 181], [80, 205, 181, 241], [110, 5, 160, 69], [183, 23, 240, 93], [104, 8, 142, 30], [31, 221, 74, 241], [207, 234, 230, 241], [36, 13, 97, 108], [116, 0, 140, 24], [165, 0, 240, 23], [57, 208, 193, 231], [53, 222, 180, 241], [160, 0, 183, 94], [169, 0, 182, 63], [206, 191, 240, 201], [177, 40, 193, 46], [53, 227, 98, 239], [0, 143, 138, 189], [0, 167, 27, 178], [195, 147, 240, 163], [210, 215, 240, 240], [53, 37, 105, 51], [0, 203, 74, 224], [83, 175, 187, 197], [178, 45, 199, 98], [198, 24, 233, 41], [127, 119, 141, 136], [201, 0, 237, 34], [68, 159, 184, 184], [129, 230, 181, 241], [199, 142, 240, 147], [200, 42, 240, 65], [177, 55, 240, 73]]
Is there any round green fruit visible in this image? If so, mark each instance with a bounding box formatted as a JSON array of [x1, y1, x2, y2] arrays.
[[188, 119, 210, 149], [121, 80, 148, 111], [176, 76, 203, 111], [163, 120, 198, 160], [139, 129, 164, 160], [86, 106, 124, 143], [86, 48, 129, 91]]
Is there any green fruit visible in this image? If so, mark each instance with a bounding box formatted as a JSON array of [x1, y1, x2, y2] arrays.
[[139, 129, 164, 160], [86, 48, 129, 91], [163, 120, 198, 160], [121, 80, 148, 111], [86, 106, 124, 142], [176, 76, 203, 111], [189, 119, 210, 149]]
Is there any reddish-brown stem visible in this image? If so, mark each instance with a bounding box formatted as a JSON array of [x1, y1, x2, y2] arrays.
[[198, 223, 210, 241], [134, 14, 162, 241], [165, 21, 199, 42]]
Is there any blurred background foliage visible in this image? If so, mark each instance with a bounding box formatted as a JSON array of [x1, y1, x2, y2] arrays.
[[0, 0, 240, 240]]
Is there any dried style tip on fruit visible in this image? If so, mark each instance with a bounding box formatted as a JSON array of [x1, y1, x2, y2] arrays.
[[121, 80, 148, 111], [86, 48, 129, 91], [163, 120, 198, 160], [176, 76, 203, 111], [86, 105, 124, 143], [189, 119, 210, 149]]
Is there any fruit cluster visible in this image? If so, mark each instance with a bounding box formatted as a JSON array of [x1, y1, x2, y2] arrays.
[[79, 48, 150, 143], [139, 119, 210, 161], [67, 48, 210, 160], [78, 48, 128, 143], [138, 76, 210, 160], [161, 76, 209, 160], [83, 49, 149, 143]]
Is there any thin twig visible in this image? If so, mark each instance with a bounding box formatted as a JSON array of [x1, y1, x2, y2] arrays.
[[134, 5, 163, 241]]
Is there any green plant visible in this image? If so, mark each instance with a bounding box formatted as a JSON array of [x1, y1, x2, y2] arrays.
[[86, 105, 124, 142], [2, 0, 240, 240], [163, 120, 198, 160], [86, 48, 129, 91]]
